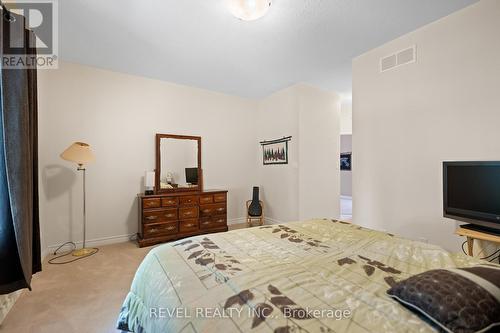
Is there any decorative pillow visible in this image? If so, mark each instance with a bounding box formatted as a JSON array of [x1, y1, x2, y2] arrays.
[[387, 265, 500, 333]]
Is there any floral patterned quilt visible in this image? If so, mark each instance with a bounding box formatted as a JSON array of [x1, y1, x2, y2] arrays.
[[117, 219, 480, 333]]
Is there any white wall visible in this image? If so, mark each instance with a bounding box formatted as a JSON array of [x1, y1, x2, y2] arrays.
[[340, 101, 352, 135], [257, 84, 341, 223], [257, 87, 300, 223], [297, 85, 340, 220], [38, 62, 258, 250], [353, 0, 500, 251], [38, 62, 342, 251]]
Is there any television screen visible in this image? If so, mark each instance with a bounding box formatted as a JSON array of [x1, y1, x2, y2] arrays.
[[444, 162, 500, 230], [185, 167, 198, 185]]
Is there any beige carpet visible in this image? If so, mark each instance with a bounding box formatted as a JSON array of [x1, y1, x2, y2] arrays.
[[0, 224, 249, 333]]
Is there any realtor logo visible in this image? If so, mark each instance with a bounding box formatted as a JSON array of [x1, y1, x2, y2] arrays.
[[1, 0, 58, 69]]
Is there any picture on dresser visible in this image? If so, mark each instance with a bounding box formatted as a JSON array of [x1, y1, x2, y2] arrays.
[[260, 136, 292, 165]]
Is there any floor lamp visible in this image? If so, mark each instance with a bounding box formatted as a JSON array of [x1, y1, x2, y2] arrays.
[[60, 142, 96, 257]]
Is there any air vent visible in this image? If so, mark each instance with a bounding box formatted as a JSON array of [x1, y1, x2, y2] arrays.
[[380, 45, 416, 72], [381, 54, 397, 72]]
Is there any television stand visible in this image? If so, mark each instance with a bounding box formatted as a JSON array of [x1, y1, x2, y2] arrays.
[[460, 223, 500, 236], [455, 224, 500, 256]]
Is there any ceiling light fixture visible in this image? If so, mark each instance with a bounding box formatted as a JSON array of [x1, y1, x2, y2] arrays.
[[227, 0, 272, 21]]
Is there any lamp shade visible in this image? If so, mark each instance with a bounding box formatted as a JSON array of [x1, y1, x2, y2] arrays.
[[145, 171, 155, 188], [60, 142, 95, 166]]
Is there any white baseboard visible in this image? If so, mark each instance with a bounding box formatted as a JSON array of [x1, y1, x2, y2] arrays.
[[228, 217, 285, 226], [227, 217, 247, 225], [44, 219, 253, 254], [41, 247, 52, 261], [46, 233, 136, 254], [44, 217, 282, 255]]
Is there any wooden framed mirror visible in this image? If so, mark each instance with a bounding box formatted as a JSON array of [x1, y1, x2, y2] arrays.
[[155, 134, 202, 193]]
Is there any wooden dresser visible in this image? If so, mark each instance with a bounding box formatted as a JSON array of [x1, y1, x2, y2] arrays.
[[137, 190, 228, 247]]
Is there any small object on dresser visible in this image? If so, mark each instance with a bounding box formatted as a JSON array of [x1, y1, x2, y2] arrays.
[[144, 171, 155, 195]]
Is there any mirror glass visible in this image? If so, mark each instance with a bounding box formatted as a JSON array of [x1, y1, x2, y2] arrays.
[[159, 138, 199, 190]]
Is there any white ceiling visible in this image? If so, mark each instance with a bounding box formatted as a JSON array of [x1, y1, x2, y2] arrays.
[[60, 0, 478, 99]]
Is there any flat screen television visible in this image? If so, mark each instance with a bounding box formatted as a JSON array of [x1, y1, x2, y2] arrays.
[[443, 161, 500, 232], [185, 167, 198, 185]]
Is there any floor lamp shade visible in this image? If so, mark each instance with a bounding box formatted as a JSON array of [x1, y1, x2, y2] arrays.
[[60, 141, 95, 257], [60, 142, 95, 166]]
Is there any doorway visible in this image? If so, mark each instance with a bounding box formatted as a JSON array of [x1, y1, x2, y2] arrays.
[[340, 134, 352, 221]]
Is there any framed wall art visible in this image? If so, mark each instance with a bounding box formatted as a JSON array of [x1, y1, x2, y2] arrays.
[[260, 136, 292, 165], [340, 152, 352, 171]]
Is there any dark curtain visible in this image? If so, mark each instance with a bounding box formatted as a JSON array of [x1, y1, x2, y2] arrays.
[[0, 9, 41, 294]]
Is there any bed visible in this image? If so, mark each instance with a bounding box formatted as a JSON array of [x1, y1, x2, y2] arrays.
[[117, 219, 481, 333]]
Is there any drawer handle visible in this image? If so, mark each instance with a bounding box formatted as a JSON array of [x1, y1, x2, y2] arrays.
[[149, 226, 175, 233], [145, 216, 158, 220], [216, 208, 225, 212], [203, 209, 211, 213], [185, 223, 195, 228], [164, 213, 175, 218], [166, 200, 176, 205], [215, 219, 224, 223], [145, 202, 156, 207], [184, 211, 193, 216], [202, 221, 210, 225]]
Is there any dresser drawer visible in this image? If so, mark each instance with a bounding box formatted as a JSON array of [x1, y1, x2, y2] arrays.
[[213, 193, 227, 203], [212, 215, 227, 226], [213, 203, 226, 215], [179, 219, 198, 233], [144, 222, 178, 237], [200, 216, 227, 230], [143, 198, 161, 209], [179, 195, 199, 206], [179, 206, 199, 219], [199, 195, 213, 204], [161, 197, 179, 207], [160, 208, 178, 222], [143, 208, 178, 224], [200, 205, 213, 217], [200, 203, 226, 217]]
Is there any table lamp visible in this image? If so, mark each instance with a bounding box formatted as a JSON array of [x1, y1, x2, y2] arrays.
[[60, 142, 95, 256], [144, 171, 155, 195]]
